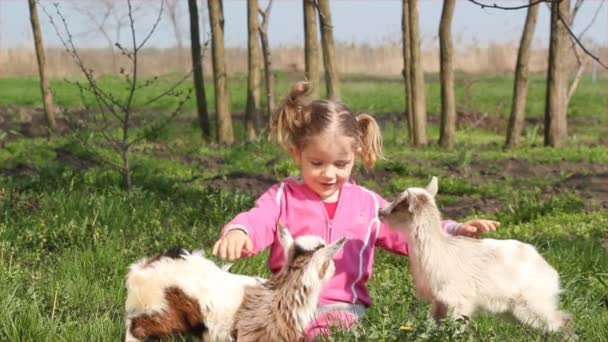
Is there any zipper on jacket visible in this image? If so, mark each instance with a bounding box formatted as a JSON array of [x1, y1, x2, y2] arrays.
[[321, 202, 331, 243], [321, 187, 343, 243], [324, 196, 340, 243]]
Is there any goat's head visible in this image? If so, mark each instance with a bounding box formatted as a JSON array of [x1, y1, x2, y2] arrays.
[[277, 224, 346, 285], [377, 176, 439, 232]]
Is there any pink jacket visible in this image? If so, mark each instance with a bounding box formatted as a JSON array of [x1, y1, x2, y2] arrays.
[[222, 177, 458, 307]]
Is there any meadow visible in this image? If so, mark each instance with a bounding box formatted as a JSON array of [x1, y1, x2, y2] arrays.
[[0, 72, 607, 341]]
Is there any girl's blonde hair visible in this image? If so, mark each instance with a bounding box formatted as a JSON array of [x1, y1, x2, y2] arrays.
[[271, 81, 384, 168]]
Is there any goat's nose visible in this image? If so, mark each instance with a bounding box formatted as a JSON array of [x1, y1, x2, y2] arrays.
[[377, 209, 385, 219]]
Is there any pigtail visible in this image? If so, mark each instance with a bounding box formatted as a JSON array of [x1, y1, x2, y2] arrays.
[[271, 81, 313, 149], [357, 114, 385, 169]]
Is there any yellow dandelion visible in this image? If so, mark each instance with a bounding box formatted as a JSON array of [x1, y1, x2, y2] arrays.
[[399, 325, 413, 331]]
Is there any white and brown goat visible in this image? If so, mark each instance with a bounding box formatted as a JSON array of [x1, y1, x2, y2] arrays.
[[233, 224, 347, 342], [378, 177, 571, 332], [124, 248, 264, 341]]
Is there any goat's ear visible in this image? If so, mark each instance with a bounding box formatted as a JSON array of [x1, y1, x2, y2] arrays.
[[317, 237, 347, 260], [404, 190, 417, 213], [426, 176, 438, 197], [278, 223, 294, 251]]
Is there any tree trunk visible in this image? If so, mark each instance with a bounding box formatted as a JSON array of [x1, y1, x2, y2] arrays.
[[317, 0, 340, 100], [544, 0, 570, 147], [506, 0, 539, 148], [245, 0, 262, 141], [208, 0, 234, 145], [401, 0, 414, 142], [303, 0, 320, 98], [408, 0, 427, 146], [167, 0, 185, 70], [188, 0, 210, 141], [259, 1, 275, 128], [438, 0, 456, 150], [28, 0, 56, 131]]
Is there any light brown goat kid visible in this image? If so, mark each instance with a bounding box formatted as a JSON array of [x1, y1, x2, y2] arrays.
[[234, 224, 347, 342]]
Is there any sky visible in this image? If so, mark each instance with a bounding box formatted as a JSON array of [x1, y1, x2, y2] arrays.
[[1, 0, 607, 50]]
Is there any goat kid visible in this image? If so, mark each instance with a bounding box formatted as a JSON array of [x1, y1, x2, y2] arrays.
[[124, 248, 264, 342], [378, 177, 571, 332], [234, 224, 347, 342]]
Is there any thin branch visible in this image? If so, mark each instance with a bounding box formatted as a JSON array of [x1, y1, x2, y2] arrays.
[[42, 3, 127, 113], [137, 0, 165, 50], [577, 0, 604, 39], [570, 0, 584, 26], [557, 11, 608, 70], [258, 0, 273, 28], [466, 0, 560, 10], [128, 89, 193, 147], [140, 71, 193, 107], [68, 78, 124, 124], [467, 0, 608, 70]]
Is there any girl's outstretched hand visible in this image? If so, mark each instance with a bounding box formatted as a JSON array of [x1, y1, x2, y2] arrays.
[[453, 219, 500, 238], [212, 229, 253, 261]]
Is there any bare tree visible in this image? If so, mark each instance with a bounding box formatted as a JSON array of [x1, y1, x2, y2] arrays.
[[303, 0, 320, 98], [467, 0, 607, 148], [70, 1, 118, 71], [43, 0, 192, 191], [466, 0, 608, 69], [188, 0, 211, 141], [259, 0, 275, 125], [245, 0, 262, 141], [408, 0, 427, 146], [438, 0, 456, 149], [71, 0, 149, 73], [505, 0, 539, 148], [565, 0, 604, 109], [544, 0, 570, 147], [317, 0, 340, 100], [166, 0, 186, 70], [208, 0, 234, 145], [28, 0, 56, 131], [401, 0, 414, 142]]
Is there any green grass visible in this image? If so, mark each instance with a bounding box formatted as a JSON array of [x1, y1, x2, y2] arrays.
[[1, 74, 607, 341], [2, 72, 607, 119]]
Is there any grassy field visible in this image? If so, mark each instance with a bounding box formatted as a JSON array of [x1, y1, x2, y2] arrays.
[[1, 72, 607, 341]]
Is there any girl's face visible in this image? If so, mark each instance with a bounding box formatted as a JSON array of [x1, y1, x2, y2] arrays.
[[290, 132, 358, 202]]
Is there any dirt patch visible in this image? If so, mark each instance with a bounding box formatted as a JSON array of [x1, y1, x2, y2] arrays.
[[466, 159, 608, 209], [561, 172, 608, 209], [153, 151, 226, 173], [204, 171, 277, 198], [602, 239, 608, 251], [55, 148, 98, 170], [0, 105, 72, 140], [1, 163, 35, 177], [364, 156, 608, 213], [3, 106, 607, 211], [375, 111, 506, 132], [440, 197, 503, 219]]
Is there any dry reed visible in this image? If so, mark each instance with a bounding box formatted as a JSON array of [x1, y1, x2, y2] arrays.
[[1, 42, 605, 77]]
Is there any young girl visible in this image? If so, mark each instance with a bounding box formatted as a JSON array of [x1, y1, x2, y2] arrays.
[[212, 81, 499, 339]]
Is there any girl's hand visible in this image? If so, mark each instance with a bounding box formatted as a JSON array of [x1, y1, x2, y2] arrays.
[[212, 229, 253, 261], [453, 219, 500, 238]]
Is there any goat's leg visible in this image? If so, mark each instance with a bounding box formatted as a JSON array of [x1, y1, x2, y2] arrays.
[[447, 301, 475, 321], [431, 300, 448, 320], [200, 329, 211, 342], [124, 317, 141, 342], [511, 297, 571, 332]]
